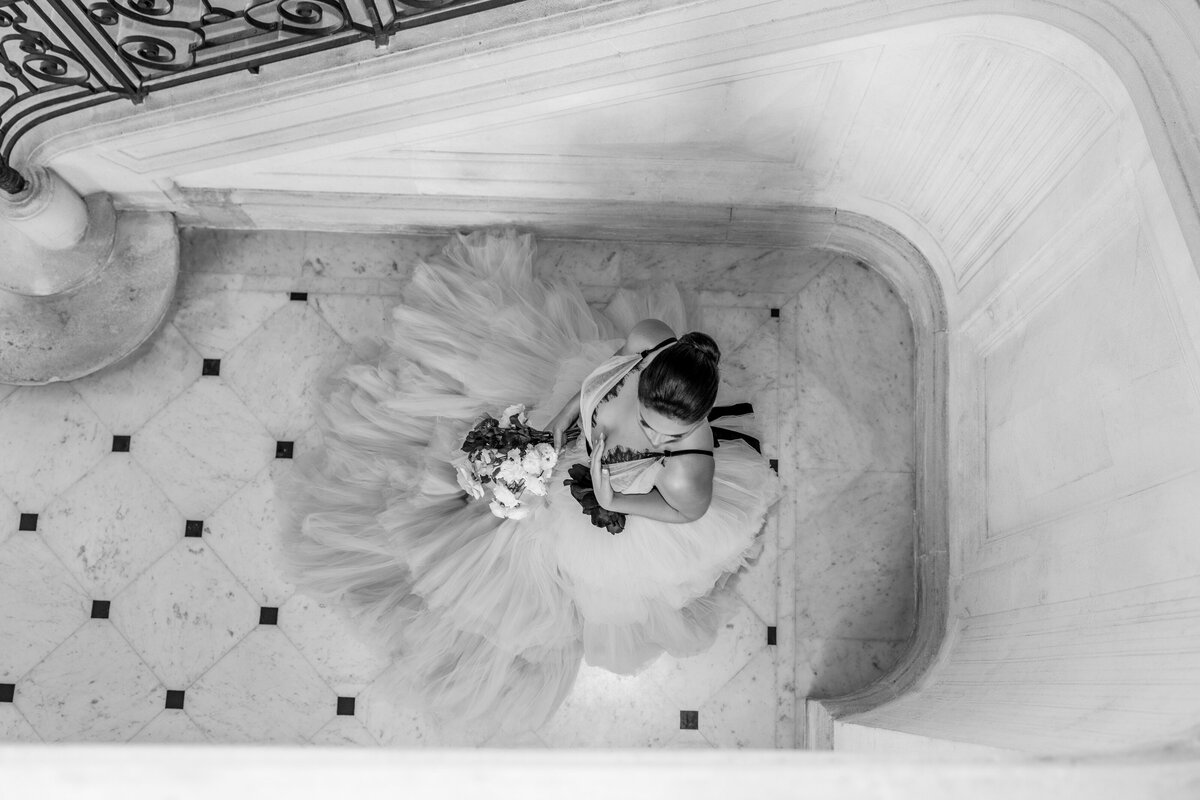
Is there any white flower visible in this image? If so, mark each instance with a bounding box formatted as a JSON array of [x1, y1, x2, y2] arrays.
[[499, 404, 527, 428], [521, 450, 545, 475], [489, 500, 530, 520], [491, 482, 520, 508], [496, 457, 527, 484], [476, 448, 496, 466], [534, 443, 557, 468], [524, 476, 547, 496], [455, 465, 486, 499]]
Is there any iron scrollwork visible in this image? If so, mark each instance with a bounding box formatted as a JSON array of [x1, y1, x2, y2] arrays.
[[0, 0, 524, 191], [244, 0, 347, 35]]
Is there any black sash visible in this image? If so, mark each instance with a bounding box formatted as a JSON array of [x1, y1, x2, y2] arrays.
[[708, 402, 761, 453]]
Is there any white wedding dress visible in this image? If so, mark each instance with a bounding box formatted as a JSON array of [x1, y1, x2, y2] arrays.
[[276, 229, 780, 734]]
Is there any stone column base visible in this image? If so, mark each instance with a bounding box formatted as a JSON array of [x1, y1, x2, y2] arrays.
[[0, 203, 178, 385]]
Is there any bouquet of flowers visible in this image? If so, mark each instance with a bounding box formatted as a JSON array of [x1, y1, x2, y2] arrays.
[[454, 404, 558, 520]]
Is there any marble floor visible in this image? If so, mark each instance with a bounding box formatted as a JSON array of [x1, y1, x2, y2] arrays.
[[0, 229, 915, 748]]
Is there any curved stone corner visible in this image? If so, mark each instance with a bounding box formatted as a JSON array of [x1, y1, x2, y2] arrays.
[[0, 205, 178, 385], [799, 208, 952, 746]]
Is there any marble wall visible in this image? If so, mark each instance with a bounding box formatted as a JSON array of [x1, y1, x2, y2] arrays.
[[834, 20, 1200, 755]]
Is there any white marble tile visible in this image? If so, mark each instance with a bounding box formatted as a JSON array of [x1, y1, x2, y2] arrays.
[[0, 384, 14, 405], [222, 302, 350, 439], [278, 593, 391, 696], [312, 294, 397, 348], [772, 306, 800, 747], [699, 305, 774, 354], [698, 289, 794, 310], [132, 378, 276, 519], [699, 648, 778, 749], [39, 454, 184, 598], [180, 228, 305, 277], [110, 538, 260, 687], [186, 627, 336, 744], [642, 598, 768, 710], [356, 674, 447, 747], [535, 239, 624, 287], [289, 276, 406, 296], [0, 384, 109, 510], [0, 487, 17, 547], [130, 709, 210, 744], [792, 470, 915, 640], [734, 504, 779, 625], [16, 621, 163, 742], [795, 637, 909, 699], [301, 232, 437, 281], [0, 534, 89, 681], [539, 663, 678, 748], [169, 285, 291, 358], [71, 323, 203, 435], [716, 318, 780, 456], [663, 727, 715, 748], [206, 466, 296, 606], [788, 258, 915, 471], [0, 704, 42, 742], [619, 244, 830, 295], [271, 426, 323, 489], [308, 714, 380, 746]]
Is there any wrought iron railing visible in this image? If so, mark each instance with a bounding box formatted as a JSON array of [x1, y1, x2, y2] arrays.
[[0, 0, 525, 194]]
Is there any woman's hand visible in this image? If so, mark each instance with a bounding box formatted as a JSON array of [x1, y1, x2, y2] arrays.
[[551, 394, 581, 451], [590, 431, 615, 510]]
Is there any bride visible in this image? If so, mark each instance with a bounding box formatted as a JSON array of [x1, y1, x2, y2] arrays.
[[276, 229, 780, 735]]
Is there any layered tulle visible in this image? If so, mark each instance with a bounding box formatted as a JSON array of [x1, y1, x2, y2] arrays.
[[276, 229, 780, 733]]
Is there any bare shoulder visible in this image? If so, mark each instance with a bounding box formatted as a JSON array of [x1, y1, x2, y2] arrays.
[[657, 449, 716, 521], [620, 318, 678, 356], [656, 423, 716, 518]]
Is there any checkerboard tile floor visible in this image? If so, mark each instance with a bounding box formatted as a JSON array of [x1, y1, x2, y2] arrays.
[[0, 230, 915, 747]]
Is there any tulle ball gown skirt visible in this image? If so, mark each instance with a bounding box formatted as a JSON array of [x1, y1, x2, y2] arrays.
[[275, 229, 781, 734]]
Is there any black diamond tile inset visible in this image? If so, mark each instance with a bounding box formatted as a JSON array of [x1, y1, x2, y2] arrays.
[[290, 292, 308, 301], [769, 459, 778, 473], [337, 697, 355, 716], [0, 683, 13, 702], [112, 435, 131, 453], [19, 513, 37, 531], [275, 441, 293, 459], [680, 710, 699, 730], [770, 307, 780, 318], [165, 689, 185, 710], [91, 600, 110, 619], [767, 626, 777, 646], [202, 359, 221, 376], [184, 520, 204, 538], [259, 607, 278, 625]]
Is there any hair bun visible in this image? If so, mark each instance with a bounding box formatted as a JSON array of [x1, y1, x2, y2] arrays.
[[678, 331, 720, 366]]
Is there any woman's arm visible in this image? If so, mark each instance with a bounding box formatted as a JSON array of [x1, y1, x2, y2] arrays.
[[550, 388, 582, 450], [590, 433, 714, 523], [605, 484, 709, 523]]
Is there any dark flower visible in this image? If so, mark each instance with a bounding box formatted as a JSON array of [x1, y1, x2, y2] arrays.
[[563, 463, 626, 535], [461, 412, 552, 454]]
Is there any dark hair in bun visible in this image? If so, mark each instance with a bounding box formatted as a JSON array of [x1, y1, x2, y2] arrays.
[[637, 331, 721, 424]]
